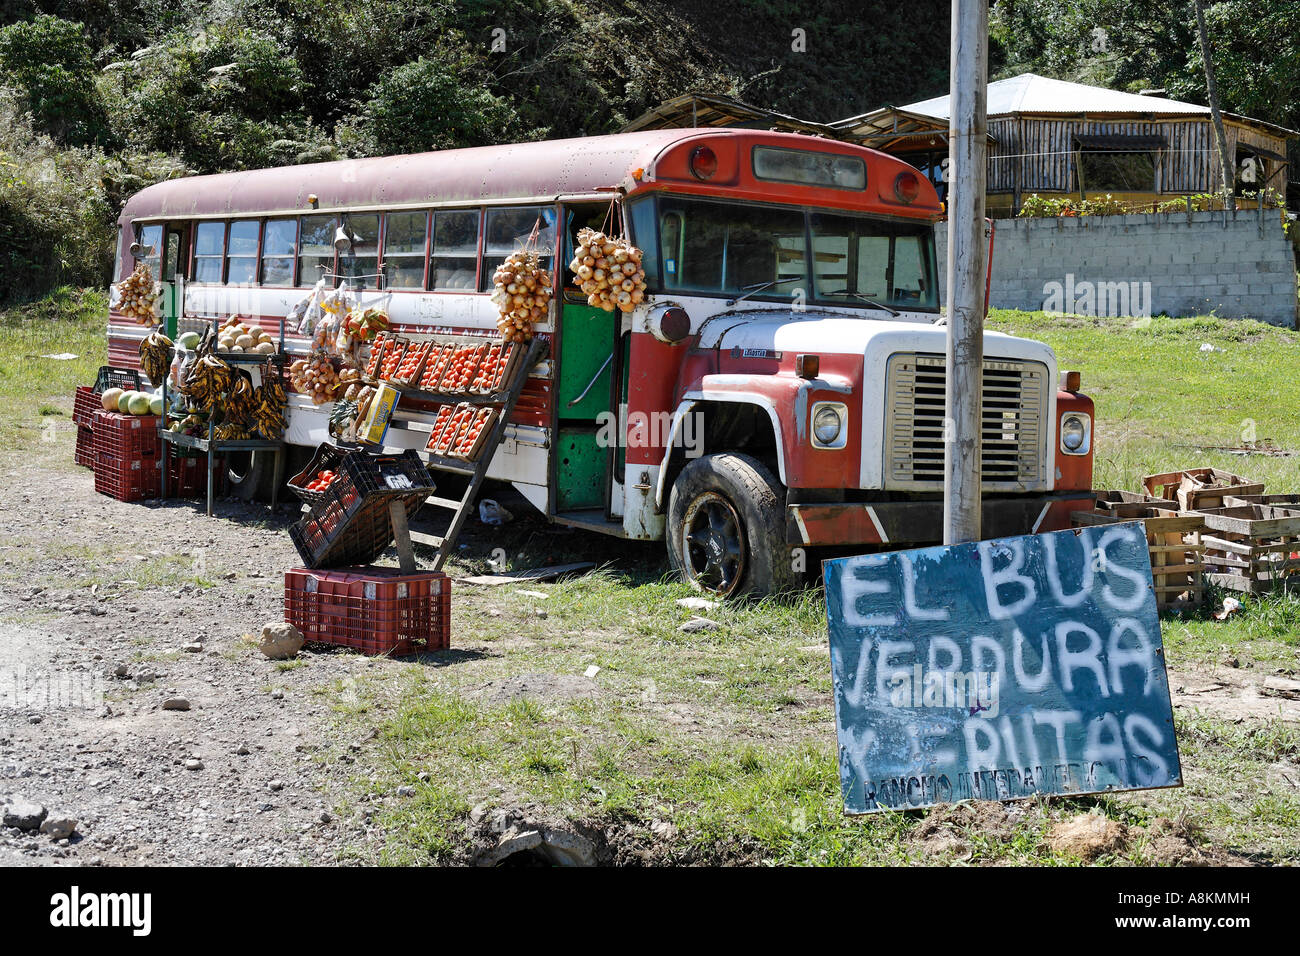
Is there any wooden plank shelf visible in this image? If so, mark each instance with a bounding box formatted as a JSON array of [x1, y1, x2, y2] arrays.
[[408, 335, 548, 571]]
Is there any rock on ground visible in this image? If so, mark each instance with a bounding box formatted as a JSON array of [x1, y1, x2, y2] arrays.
[[259, 622, 304, 660], [3, 799, 47, 830], [40, 817, 76, 840]]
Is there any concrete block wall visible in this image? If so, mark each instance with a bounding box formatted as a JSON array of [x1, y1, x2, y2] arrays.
[[935, 210, 1298, 325]]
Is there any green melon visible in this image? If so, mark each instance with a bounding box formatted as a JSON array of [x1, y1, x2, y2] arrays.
[[117, 390, 135, 413], [177, 331, 200, 350], [127, 392, 152, 416]]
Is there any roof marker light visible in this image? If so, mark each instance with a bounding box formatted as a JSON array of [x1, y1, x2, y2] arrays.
[[894, 171, 920, 204], [690, 146, 718, 181]]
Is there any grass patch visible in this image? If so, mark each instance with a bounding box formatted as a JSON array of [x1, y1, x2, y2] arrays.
[[0, 286, 106, 455], [988, 312, 1300, 494]]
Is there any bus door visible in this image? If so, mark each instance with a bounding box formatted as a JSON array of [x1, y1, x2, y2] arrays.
[[554, 202, 621, 518], [161, 224, 188, 338]]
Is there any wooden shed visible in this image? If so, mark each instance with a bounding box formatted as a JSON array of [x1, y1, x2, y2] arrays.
[[833, 74, 1297, 216]]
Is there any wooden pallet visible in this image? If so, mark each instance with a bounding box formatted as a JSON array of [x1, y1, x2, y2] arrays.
[[1093, 489, 1179, 517], [1197, 504, 1300, 594], [1223, 494, 1300, 509], [1072, 507, 1206, 611], [1143, 468, 1265, 512]]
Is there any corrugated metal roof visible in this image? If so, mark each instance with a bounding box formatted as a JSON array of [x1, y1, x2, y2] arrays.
[[620, 93, 833, 136], [902, 73, 1213, 118], [835, 73, 1297, 139]]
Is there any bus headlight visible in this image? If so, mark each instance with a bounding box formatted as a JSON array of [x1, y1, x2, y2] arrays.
[[811, 402, 847, 449], [1060, 412, 1091, 455]]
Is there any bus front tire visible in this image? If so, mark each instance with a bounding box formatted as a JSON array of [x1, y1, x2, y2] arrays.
[[666, 453, 797, 599]]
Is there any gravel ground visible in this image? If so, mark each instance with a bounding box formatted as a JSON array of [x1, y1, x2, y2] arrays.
[[0, 459, 407, 866]]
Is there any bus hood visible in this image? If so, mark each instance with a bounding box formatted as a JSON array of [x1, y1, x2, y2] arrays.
[[697, 311, 1057, 369]]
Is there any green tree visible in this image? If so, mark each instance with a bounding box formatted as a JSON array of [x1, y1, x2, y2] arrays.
[[106, 23, 312, 172], [0, 13, 111, 146], [342, 55, 521, 156]]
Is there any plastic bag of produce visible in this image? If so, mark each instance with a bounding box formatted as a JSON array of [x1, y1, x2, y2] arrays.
[[291, 278, 328, 336]]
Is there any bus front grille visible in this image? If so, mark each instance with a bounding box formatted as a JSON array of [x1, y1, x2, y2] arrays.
[[884, 352, 1049, 490]]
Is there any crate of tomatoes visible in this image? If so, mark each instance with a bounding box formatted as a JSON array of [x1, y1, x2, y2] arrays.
[[424, 403, 498, 462], [288, 446, 437, 568], [287, 443, 343, 506]]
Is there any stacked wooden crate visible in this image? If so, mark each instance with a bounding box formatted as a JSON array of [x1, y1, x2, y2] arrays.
[[1137, 471, 1299, 597], [1072, 490, 1206, 612], [1196, 501, 1300, 594], [1143, 467, 1266, 512]]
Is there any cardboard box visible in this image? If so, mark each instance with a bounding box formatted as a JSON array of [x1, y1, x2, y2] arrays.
[[357, 383, 400, 446]]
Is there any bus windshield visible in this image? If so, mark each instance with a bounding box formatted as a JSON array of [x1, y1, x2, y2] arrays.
[[628, 195, 938, 312]]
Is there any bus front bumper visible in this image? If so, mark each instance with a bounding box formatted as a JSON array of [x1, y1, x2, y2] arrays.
[[786, 493, 1094, 548]]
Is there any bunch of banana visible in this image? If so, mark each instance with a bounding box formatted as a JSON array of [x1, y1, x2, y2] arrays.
[[252, 374, 288, 439], [183, 354, 234, 412], [225, 373, 256, 425], [213, 422, 250, 441], [139, 329, 173, 385]]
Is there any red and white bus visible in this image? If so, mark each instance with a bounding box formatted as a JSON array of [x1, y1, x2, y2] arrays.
[[112, 128, 1095, 596]]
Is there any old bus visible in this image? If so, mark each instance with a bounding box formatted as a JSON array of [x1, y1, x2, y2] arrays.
[[112, 128, 1095, 596]]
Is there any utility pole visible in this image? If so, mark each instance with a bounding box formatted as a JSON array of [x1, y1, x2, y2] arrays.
[[943, 0, 988, 545], [1194, 0, 1236, 211]]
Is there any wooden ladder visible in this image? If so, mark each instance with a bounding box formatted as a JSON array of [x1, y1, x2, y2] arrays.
[[409, 336, 547, 570]]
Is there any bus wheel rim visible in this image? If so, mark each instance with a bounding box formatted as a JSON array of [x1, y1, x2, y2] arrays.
[[682, 492, 745, 596]]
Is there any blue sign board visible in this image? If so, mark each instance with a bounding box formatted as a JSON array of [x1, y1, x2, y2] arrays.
[[824, 523, 1182, 813]]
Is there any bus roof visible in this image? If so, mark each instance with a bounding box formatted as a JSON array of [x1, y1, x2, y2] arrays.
[[119, 128, 939, 223]]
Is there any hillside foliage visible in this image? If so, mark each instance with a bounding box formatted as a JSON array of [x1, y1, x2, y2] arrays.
[[0, 0, 1295, 301]]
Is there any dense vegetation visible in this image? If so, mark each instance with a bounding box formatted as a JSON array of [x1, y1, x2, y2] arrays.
[[0, 0, 1295, 301]]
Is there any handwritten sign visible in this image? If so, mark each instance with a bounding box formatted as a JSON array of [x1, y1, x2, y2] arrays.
[[824, 523, 1181, 813]]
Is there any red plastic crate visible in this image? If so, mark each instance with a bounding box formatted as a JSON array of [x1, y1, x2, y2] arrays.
[[92, 410, 160, 461], [94, 452, 161, 502], [165, 450, 227, 498], [284, 567, 451, 656], [74, 425, 94, 468], [73, 386, 100, 428]]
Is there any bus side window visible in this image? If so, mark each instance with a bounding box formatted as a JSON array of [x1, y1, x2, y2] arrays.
[[481, 205, 556, 291], [261, 218, 297, 286], [383, 211, 429, 289], [192, 222, 225, 283], [297, 215, 336, 287], [342, 213, 380, 288], [431, 210, 480, 291], [227, 220, 260, 285]]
